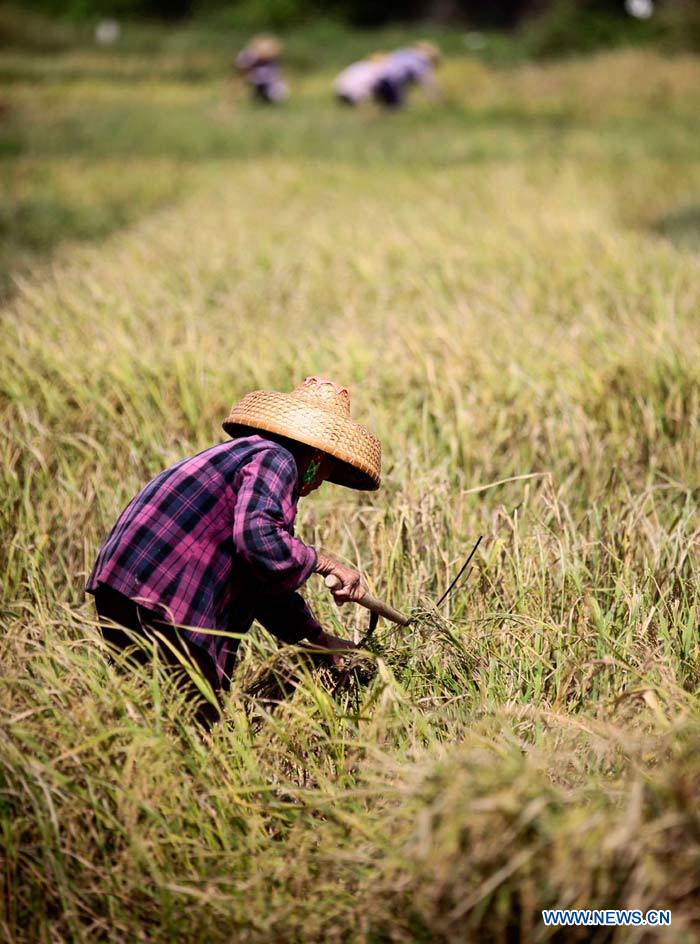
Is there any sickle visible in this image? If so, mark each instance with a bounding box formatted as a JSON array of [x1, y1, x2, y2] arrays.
[[324, 574, 411, 627]]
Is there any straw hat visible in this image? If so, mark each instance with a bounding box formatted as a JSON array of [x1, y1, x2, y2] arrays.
[[223, 377, 381, 491], [251, 35, 282, 61], [415, 40, 441, 65]]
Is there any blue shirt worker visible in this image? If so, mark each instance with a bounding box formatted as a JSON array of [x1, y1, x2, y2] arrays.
[[236, 35, 288, 104], [373, 41, 441, 109], [334, 53, 387, 106]]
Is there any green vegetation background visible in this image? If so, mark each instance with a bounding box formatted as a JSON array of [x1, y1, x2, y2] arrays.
[[2, 2, 699, 299]]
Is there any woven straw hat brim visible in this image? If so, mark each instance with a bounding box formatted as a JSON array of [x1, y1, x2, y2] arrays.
[[223, 391, 381, 491], [416, 40, 441, 64], [251, 36, 282, 59]]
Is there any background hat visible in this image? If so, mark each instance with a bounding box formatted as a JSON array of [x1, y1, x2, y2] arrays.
[[250, 35, 282, 60], [223, 377, 381, 491], [415, 40, 441, 65]]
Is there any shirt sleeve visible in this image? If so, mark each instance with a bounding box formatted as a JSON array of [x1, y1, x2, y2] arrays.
[[232, 446, 317, 594], [417, 67, 435, 88], [255, 592, 322, 645]]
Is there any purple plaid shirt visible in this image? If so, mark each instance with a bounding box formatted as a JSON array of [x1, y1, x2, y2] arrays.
[[86, 434, 321, 683]]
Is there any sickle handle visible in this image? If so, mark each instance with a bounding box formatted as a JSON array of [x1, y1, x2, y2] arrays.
[[324, 574, 411, 626]]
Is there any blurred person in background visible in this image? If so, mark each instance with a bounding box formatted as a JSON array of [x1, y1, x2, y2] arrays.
[[235, 35, 288, 104], [86, 377, 381, 727], [334, 52, 387, 106], [373, 41, 441, 109]]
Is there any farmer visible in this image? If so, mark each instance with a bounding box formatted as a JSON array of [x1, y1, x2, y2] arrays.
[[86, 377, 381, 725], [333, 52, 387, 106], [235, 35, 288, 104], [372, 41, 441, 110]]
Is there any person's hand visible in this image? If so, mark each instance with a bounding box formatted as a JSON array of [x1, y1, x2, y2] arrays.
[[315, 554, 364, 605], [307, 630, 355, 671]]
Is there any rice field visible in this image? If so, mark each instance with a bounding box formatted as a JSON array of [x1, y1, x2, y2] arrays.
[[2, 14, 700, 942]]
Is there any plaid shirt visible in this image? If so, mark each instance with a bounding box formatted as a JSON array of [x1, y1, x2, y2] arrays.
[[86, 434, 321, 683]]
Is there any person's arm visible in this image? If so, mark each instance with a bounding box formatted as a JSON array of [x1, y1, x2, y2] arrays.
[[233, 445, 366, 602], [236, 49, 254, 72], [255, 592, 355, 669], [417, 66, 440, 100], [314, 552, 365, 604], [232, 447, 316, 594], [255, 591, 323, 645]]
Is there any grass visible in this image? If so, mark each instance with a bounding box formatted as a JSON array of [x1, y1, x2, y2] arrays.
[[2, 9, 700, 942]]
